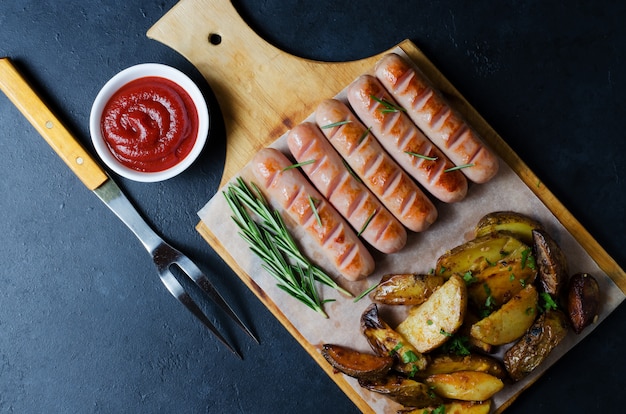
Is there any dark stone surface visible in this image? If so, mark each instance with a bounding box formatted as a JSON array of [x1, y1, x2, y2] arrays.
[[1, 1, 625, 413]]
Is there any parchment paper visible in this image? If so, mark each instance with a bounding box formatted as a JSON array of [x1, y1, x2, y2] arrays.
[[197, 50, 625, 413]]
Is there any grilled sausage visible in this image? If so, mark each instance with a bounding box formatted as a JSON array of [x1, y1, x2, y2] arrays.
[[248, 147, 375, 281], [287, 122, 407, 253], [347, 74, 468, 203], [375, 53, 499, 184], [315, 99, 437, 232]]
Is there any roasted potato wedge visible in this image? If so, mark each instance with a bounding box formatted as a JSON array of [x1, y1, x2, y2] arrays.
[[370, 273, 444, 305], [470, 284, 538, 345], [361, 304, 429, 376], [468, 254, 537, 310], [396, 274, 467, 353], [358, 375, 443, 408], [504, 309, 570, 381], [321, 344, 393, 380], [436, 233, 528, 279], [424, 370, 504, 401], [402, 400, 491, 414], [417, 353, 507, 380], [567, 272, 600, 334], [475, 211, 544, 245], [533, 228, 569, 298]]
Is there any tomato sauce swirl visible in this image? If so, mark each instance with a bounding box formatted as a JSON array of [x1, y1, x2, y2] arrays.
[[101, 76, 199, 172]]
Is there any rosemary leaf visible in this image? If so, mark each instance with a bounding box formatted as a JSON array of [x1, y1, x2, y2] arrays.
[[370, 95, 406, 113], [321, 120, 351, 129], [445, 163, 475, 172], [282, 159, 315, 171], [353, 282, 380, 303], [358, 126, 372, 144], [358, 210, 376, 236], [404, 151, 438, 161], [342, 159, 362, 183], [308, 195, 322, 227]]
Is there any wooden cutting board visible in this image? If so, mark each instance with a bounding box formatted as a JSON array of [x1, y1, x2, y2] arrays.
[[148, 1, 626, 412]]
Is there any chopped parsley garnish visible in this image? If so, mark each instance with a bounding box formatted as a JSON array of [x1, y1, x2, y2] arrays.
[[540, 292, 559, 312], [441, 334, 471, 356], [521, 248, 536, 270], [462, 271, 477, 285]]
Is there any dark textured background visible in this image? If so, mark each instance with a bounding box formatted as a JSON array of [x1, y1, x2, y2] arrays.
[[1, 1, 625, 413]]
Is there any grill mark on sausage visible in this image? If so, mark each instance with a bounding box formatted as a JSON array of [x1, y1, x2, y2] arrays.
[[345, 183, 369, 218], [290, 186, 315, 226], [431, 106, 452, 131], [380, 170, 403, 199], [400, 190, 418, 218], [337, 242, 360, 273], [362, 150, 385, 182], [446, 123, 469, 149], [316, 202, 342, 245]]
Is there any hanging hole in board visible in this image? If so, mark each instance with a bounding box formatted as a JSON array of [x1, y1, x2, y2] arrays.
[[208, 33, 222, 45]]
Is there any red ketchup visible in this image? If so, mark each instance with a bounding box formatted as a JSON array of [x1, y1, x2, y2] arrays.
[[101, 76, 199, 173]]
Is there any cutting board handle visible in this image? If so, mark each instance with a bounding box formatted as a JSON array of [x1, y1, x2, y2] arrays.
[[147, 0, 408, 186], [0, 58, 108, 190]]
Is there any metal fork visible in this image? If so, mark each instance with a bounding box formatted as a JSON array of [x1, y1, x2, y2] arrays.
[[0, 57, 257, 358], [95, 179, 258, 359]]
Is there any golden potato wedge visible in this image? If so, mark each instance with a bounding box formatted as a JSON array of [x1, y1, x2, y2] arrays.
[[417, 353, 507, 380], [370, 273, 444, 305], [504, 309, 570, 381], [321, 344, 393, 380], [358, 375, 443, 408], [468, 254, 537, 310], [470, 284, 538, 345], [475, 211, 544, 245], [436, 233, 528, 279], [361, 303, 429, 376], [567, 272, 600, 334], [424, 370, 504, 401], [532, 228, 569, 298], [402, 400, 491, 414], [396, 274, 467, 353]]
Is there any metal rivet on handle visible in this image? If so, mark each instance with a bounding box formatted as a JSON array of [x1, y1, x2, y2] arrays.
[[45, 120, 53, 129]]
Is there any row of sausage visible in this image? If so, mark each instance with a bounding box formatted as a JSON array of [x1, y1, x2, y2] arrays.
[[245, 53, 499, 282]]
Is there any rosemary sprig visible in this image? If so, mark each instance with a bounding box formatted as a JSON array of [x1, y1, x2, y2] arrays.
[[282, 159, 315, 171], [321, 120, 352, 129], [370, 95, 406, 113], [224, 178, 352, 317], [404, 151, 438, 161]]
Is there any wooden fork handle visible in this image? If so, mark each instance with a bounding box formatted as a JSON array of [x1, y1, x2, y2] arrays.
[[0, 57, 108, 190]]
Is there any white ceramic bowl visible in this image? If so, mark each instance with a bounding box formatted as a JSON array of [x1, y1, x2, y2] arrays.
[[89, 63, 209, 182]]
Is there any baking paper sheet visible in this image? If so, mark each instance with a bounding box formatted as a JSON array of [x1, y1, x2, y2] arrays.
[[197, 50, 625, 413]]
